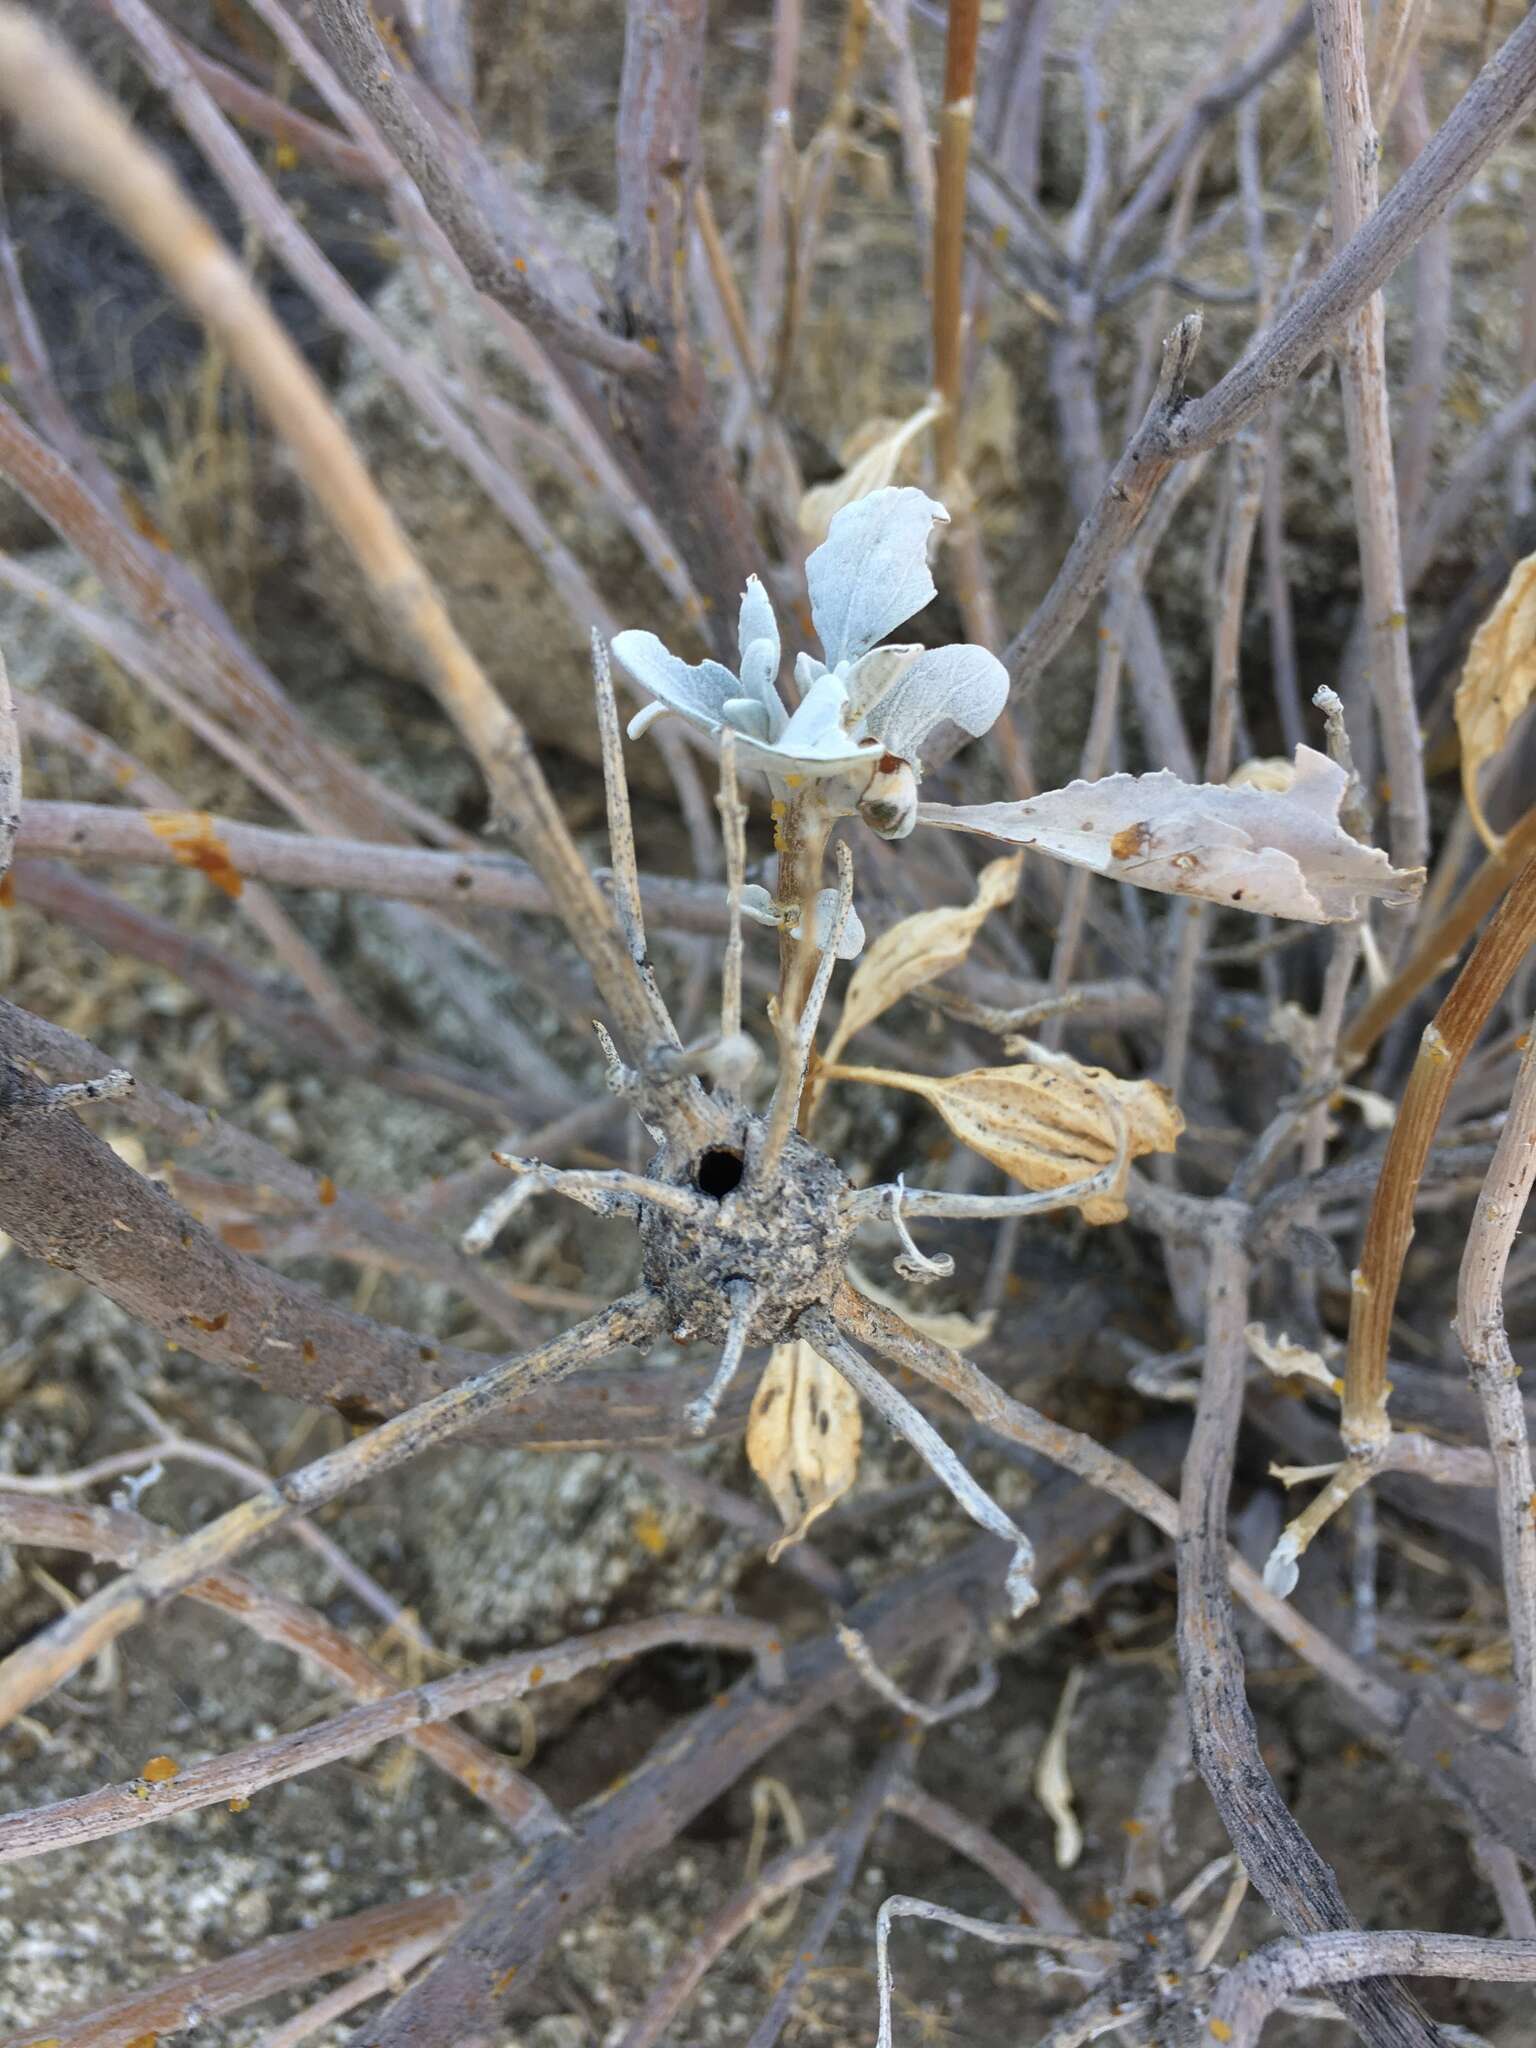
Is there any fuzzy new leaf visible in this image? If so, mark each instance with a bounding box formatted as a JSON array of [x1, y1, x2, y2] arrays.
[[807, 486, 948, 669], [825, 853, 1022, 1064], [824, 1055, 1183, 1225], [917, 745, 1423, 923], [1455, 548, 1536, 851], [747, 1339, 862, 1557]]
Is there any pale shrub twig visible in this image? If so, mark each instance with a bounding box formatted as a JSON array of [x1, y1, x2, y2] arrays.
[[1456, 1011, 1536, 1771]]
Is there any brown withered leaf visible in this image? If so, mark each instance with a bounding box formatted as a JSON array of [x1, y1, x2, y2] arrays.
[[824, 1052, 1183, 1225], [1455, 548, 1536, 850], [746, 1339, 861, 1558], [824, 852, 1022, 1066]]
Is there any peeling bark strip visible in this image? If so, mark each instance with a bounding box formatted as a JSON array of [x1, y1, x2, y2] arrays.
[[1177, 1209, 1445, 2048]]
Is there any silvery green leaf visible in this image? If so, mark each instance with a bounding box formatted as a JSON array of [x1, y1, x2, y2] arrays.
[[795, 650, 829, 694], [778, 670, 852, 750], [737, 883, 782, 929], [738, 670, 880, 778], [806, 486, 948, 668], [738, 644, 787, 733], [736, 732, 881, 780], [738, 574, 779, 671], [791, 887, 867, 959], [865, 642, 1009, 766], [842, 642, 925, 724], [613, 631, 739, 739], [736, 577, 786, 730], [722, 697, 775, 742]]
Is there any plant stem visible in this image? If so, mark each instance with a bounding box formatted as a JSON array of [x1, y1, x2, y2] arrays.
[[1345, 854, 1536, 1452], [1456, 1012, 1536, 1772]]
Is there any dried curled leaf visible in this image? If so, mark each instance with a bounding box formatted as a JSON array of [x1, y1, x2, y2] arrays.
[[824, 852, 1022, 1065], [1035, 1666, 1084, 1870], [824, 1051, 1183, 1225], [797, 403, 940, 544], [746, 1339, 861, 1558], [1245, 1323, 1342, 1396], [1228, 756, 1295, 792], [918, 745, 1423, 923], [847, 1268, 995, 1353], [1455, 547, 1536, 851]]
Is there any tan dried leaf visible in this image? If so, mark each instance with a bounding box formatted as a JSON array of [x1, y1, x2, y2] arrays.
[[797, 402, 941, 543], [1245, 1322, 1342, 1396], [824, 852, 1022, 1066], [1228, 756, 1295, 792], [823, 1050, 1183, 1225], [1455, 548, 1536, 850], [746, 1339, 861, 1558], [919, 745, 1423, 923]]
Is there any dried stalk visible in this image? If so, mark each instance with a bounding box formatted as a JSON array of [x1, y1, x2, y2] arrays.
[[352, 1450, 1148, 2048], [832, 1285, 1536, 1865], [610, 0, 760, 640], [1314, 0, 1427, 884], [1343, 803, 1536, 1063], [744, 1743, 909, 2048], [1345, 855, 1536, 1453], [0, 1612, 780, 1862], [0, 1883, 485, 2048], [13, 797, 729, 937], [1209, 1930, 1536, 2048], [1175, 1207, 1442, 2048], [930, 0, 1000, 656], [305, 0, 659, 381], [16, 690, 373, 1044], [0, 398, 399, 843], [1456, 1014, 1536, 1771], [1094, 6, 1312, 286]]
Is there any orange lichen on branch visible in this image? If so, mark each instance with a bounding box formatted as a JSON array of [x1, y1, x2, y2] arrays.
[[144, 811, 244, 899]]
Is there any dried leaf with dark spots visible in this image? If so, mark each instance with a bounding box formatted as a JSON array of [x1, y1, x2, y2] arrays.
[[824, 1053, 1182, 1224], [746, 1339, 861, 1557]]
